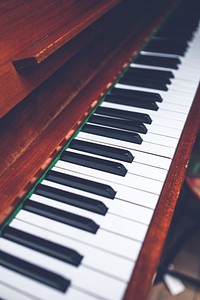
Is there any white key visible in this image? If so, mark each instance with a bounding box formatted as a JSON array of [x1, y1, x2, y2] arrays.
[[30, 194, 148, 242], [16, 210, 142, 261], [51, 166, 159, 220], [66, 147, 168, 181], [101, 101, 188, 123], [77, 131, 176, 158], [0, 266, 99, 300], [114, 84, 195, 112], [0, 280, 39, 300], [74, 137, 172, 170], [42, 178, 159, 211], [1, 239, 127, 300], [87, 121, 179, 148], [10, 218, 135, 282], [55, 160, 164, 195]]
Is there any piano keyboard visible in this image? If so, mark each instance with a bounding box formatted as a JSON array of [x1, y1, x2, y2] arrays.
[[1, 1, 200, 299]]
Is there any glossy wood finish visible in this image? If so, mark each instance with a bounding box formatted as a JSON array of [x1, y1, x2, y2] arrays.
[[0, 0, 120, 118], [12, 0, 121, 68]]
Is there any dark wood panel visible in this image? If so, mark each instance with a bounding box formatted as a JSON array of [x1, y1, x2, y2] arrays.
[[0, 0, 120, 118], [12, 0, 121, 68]]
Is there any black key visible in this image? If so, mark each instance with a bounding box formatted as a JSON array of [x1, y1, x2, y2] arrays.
[[89, 114, 147, 134], [95, 106, 152, 124], [123, 71, 171, 85], [46, 170, 116, 199], [0, 250, 70, 292], [70, 139, 134, 162], [134, 54, 181, 69], [105, 94, 159, 110], [155, 25, 194, 41], [3, 226, 83, 266], [119, 76, 168, 91], [82, 123, 143, 144], [110, 87, 163, 102], [23, 200, 99, 234], [144, 38, 188, 56], [35, 184, 108, 215], [125, 67, 174, 80], [124, 69, 171, 84], [61, 150, 127, 176]]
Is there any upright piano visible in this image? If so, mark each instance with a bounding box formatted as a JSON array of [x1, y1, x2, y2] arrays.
[[0, 0, 200, 299]]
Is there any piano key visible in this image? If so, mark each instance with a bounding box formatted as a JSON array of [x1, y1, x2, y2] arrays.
[[108, 83, 191, 109], [110, 86, 193, 111], [109, 86, 163, 102], [55, 159, 164, 195], [60, 150, 128, 176], [122, 69, 172, 84], [124, 66, 174, 80], [78, 130, 176, 158], [89, 114, 147, 133], [29, 193, 148, 242], [143, 38, 188, 55], [85, 118, 179, 148], [43, 176, 159, 212], [35, 183, 108, 215], [2, 225, 83, 266], [134, 54, 181, 69], [69, 138, 134, 162], [82, 123, 143, 144], [11, 218, 135, 282], [101, 101, 189, 126], [95, 109, 184, 140], [0, 250, 70, 293], [51, 167, 161, 212], [130, 63, 200, 86], [105, 94, 159, 110], [0, 281, 40, 300], [115, 84, 195, 111], [0, 238, 127, 300], [85, 106, 181, 148], [95, 105, 152, 124], [145, 123, 181, 139], [75, 136, 172, 170], [119, 75, 168, 91], [66, 148, 168, 182], [0, 278, 97, 300], [23, 200, 99, 234], [0, 266, 99, 300], [46, 169, 116, 199], [16, 209, 143, 260]]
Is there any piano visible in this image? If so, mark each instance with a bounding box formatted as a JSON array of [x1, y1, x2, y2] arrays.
[[0, 0, 200, 299]]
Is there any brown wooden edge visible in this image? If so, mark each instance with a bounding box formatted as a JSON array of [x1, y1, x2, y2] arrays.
[[12, 0, 121, 69]]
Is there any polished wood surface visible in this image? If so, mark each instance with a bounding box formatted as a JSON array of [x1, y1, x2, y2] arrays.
[[0, 0, 120, 117]]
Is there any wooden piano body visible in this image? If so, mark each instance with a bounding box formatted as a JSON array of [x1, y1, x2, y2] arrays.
[[0, 0, 200, 299]]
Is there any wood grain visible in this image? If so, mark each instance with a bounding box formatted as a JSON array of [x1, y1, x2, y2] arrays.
[[0, 0, 120, 118]]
